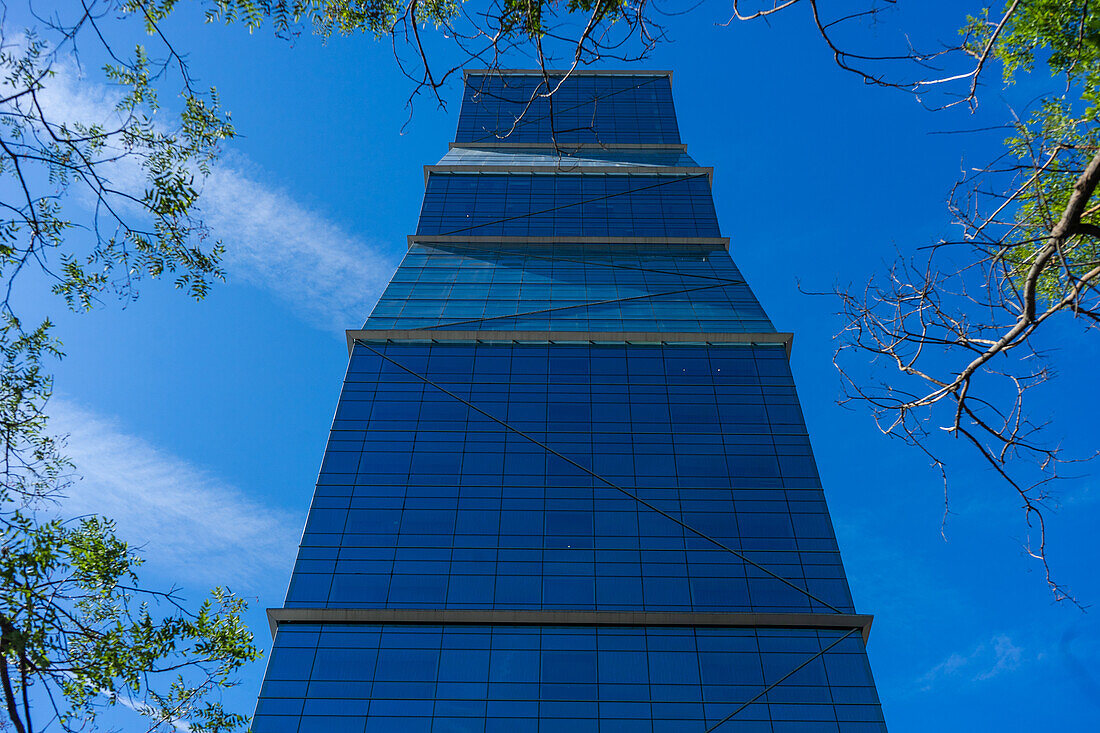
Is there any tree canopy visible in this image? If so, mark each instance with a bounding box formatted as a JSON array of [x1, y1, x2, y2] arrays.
[[1, 2, 257, 731]]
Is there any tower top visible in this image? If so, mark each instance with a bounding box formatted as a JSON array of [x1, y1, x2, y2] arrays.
[[457, 69, 680, 145]]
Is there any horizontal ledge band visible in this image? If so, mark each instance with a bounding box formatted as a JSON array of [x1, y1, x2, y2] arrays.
[[448, 143, 689, 152], [406, 236, 729, 249], [346, 330, 793, 356], [268, 608, 873, 644], [464, 69, 673, 78], [425, 166, 713, 185]]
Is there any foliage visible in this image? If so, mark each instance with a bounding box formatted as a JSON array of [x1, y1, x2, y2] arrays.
[[206, 0, 651, 117], [954, 2, 1100, 299], [0, 27, 232, 310], [202, 0, 459, 38], [0, 2, 258, 731], [965, 1, 1100, 108], [0, 315, 65, 508], [205, 0, 631, 38], [0, 510, 259, 733], [1001, 98, 1100, 299]]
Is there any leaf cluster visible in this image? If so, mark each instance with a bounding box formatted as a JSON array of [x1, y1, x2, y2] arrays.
[[1002, 98, 1100, 300], [0, 512, 259, 733], [966, 1, 1100, 109], [958, 1, 1100, 301], [207, 0, 629, 39], [1, 27, 233, 312], [205, 0, 457, 39], [497, 0, 628, 38]]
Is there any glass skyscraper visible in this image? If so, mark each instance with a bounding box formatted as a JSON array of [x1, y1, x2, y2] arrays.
[[253, 70, 886, 733]]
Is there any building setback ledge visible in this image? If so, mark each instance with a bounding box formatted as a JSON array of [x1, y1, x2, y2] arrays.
[[346, 330, 794, 356], [406, 235, 730, 249], [464, 68, 673, 79], [267, 608, 874, 644], [425, 165, 714, 185], [448, 142, 689, 151]]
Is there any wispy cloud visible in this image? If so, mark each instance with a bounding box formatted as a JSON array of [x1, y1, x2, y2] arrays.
[[917, 634, 1024, 691], [200, 163, 396, 330], [34, 57, 398, 331], [49, 399, 300, 592]]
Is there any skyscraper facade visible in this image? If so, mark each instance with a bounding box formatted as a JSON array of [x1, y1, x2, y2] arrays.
[[253, 70, 887, 733]]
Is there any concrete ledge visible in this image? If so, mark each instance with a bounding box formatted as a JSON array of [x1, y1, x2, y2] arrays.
[[448, 143, 689, 151], [346, 330, 793, 356], [464, 69, 673, 79], [406, 235, 730, 250], [425, 165, 713, 185], [268, 608, 873, 644]]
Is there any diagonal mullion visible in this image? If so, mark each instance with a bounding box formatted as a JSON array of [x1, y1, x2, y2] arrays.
[[438, 173, 710, 236], [468, 75, 664, 143], [356, 341, 843, 614], [422, 280, 739, 331], [448, 242, 748, 281], [703, 628, 860, 733]]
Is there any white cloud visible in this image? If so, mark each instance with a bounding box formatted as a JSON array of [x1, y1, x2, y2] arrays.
[[31, 56, 397, 332], [200, 163, 395, 330], [917, 634, 1024, 690], [49, 399, 300, 592], [973, 635, 1024, 680]]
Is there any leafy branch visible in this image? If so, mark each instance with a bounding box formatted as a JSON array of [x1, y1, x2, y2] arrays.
[[1, 2, 258, 731]]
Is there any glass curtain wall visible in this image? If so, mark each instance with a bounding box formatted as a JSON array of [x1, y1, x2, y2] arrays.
[[253, 70, 887, 733]]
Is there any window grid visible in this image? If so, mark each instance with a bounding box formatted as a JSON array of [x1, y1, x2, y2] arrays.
[[253, 625, 885, 733], [364, 245, 770, 334], [457, 75, 680, 144], [286, 343, 852, 615], [416, 175, 718, 238]]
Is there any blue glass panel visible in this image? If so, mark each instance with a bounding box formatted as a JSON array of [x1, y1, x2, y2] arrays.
[[364, 245, 772, 334], [415, 175, 718, 239], [457, 74, 679, 145], [255, 626, 885, 733], [296, 341, 854, 614]]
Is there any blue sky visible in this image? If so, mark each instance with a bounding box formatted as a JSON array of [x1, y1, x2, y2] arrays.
[[9, 1, 1100, 730]]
